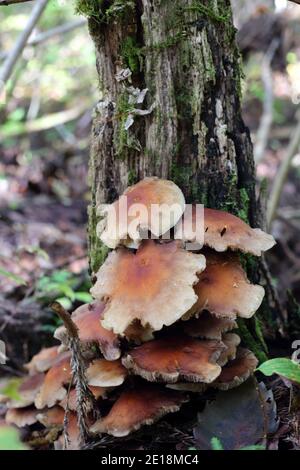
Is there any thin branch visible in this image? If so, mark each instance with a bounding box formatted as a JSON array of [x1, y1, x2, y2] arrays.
[[0, 19, 87, 62], [254, 39, 279, 164], [0, 0, 49, 93], [51, 302, 95, 448], [0, 0, 34, 5], [0, 105, 88, 139], [267, 113, 300, 228], [29, 18, 87, 46]]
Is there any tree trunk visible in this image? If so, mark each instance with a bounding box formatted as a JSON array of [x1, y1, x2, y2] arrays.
[[84, 0, 268, 359]]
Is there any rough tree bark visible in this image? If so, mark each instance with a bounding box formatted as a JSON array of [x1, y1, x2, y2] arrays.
[[81, 0, 270, 359]]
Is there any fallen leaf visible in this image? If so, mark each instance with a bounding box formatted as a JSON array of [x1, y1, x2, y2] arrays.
[[193, 377, 278, 450]]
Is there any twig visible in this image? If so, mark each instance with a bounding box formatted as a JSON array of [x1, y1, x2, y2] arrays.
[[50, 301, 94, 447], [267, 113, 300, 228], [62, 378, 74, 450], [0, 0, 49, 94], [29, 18, 87, 46], [0, 19, 87, 62], [0, 0, 33, 5], [254, 40, 279, 164], [0, 105, 88, 138]]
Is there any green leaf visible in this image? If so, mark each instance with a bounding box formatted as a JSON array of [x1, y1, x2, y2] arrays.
[[0, 427, 27, 450], [55, 297, 72, 310], [74, 292, 92, 303], [0, 378, 22, 402], [59, 284, 75, 300], [0, 267, 27, 286], [257, 358, 300, 384], [211, 437, 224, 450]]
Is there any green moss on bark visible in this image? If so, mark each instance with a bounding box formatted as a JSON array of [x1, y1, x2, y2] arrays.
[[75, 0, 134, 22], [237, 319, 268, 363], [87, 204, 109, 274]]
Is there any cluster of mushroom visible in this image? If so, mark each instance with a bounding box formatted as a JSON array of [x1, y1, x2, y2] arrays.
[[2, 177, 275, 448]]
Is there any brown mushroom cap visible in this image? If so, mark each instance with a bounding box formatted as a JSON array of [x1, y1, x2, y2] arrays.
[[5, 407, 38, 428], [53, 411, 80, 450], [86, 359, 127, 387], [174, 204, 204, 248], [91, 240, 206, 335], [185, 251, 265, 320], [203, 208, 275, 256], [36, 406, 65, 428], [25, 346, 59, 374], [98, 177, 185, 249], [59, 389, 77, 411], [59, 386, 109, 411], [54, 301, 121, 361], [217, 333, 241, 366], [35, 352, 72, 409], [122, 335, 225, 383], [183, 311, 237, 340], [90, 384, 187, 437], [212, 348, 258, 390]]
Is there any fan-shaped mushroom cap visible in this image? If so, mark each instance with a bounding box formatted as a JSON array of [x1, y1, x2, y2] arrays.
[[6, 373, 44, 408], [38, 408, 80, 449], [185, 251, 265, 320], [203, 208, 275, 255], [36, 406, 65, 428], [59, 389, 77, 411], [59, 385, 109, 411], [184, 312, 237, 340], [89, 385, 111, 400], [86, 359, 127, 387], [35, 352, 71, 409], [90, 384, 187, 437], [217, 333, 241, 366], [212, 348, 258, 391], [51, 412, 82, 450], [98, 177, 185, 249], [122, 335, 225, 383], [54, 302, 121, 361], [25, 346, 59, 374], [62, 412, 80, 450], [91, 240, 205, 335], [5, 407, 38, 428], [174, 204, 204, 249]]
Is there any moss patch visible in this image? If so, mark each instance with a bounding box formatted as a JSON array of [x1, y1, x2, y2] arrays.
[[237, 319, 268, 364], [88, 204, 109, 274], [114, 90, 137, 159], [120, 36, 143, 73], [184, 1, 230, 24], [75, 0, 134, 22]]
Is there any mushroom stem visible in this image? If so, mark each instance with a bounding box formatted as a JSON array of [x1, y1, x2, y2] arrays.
[[50, 302, 96, 446]]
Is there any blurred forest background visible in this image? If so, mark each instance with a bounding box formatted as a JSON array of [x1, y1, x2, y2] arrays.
[[0, 0, 300, 381]]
